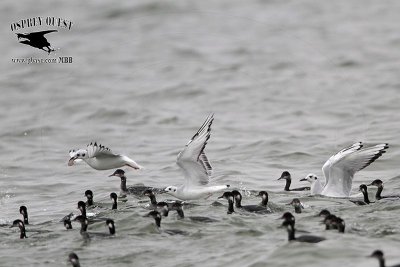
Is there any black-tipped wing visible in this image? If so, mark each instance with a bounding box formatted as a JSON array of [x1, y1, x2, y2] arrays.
[[86, 142, 117, 158], [177, 114, 214, 186]]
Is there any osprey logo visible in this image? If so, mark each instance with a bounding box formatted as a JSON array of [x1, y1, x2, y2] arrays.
[[16, 30, 58, 54], [11, 16, 72, 54]]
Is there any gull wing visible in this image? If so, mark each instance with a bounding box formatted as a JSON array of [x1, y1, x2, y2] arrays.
[[177, 114, 214, 186], [322, 142, 388, 197], [86, 142, 117, 158]]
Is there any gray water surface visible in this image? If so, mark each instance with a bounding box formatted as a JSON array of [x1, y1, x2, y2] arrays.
[[1, 0, 400, 266]]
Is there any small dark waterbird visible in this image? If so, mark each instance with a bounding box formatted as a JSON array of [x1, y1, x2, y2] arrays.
[[278, 171, 310, 191]]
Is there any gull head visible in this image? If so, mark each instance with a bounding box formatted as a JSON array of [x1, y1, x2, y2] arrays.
[[68, 149, 89, 166], [164, 186, 178, 197], [300, 173, 318, 183]]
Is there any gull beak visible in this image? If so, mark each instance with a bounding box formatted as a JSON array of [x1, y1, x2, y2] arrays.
[[68, 157, 77, 166], [299, 178, 307, 182]]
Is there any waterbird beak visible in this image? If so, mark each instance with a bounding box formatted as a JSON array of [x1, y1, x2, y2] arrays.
[[68, 157, 77, 166], [277, 177, 283, 180], [299, 178, 307, 182], [366, 183, 373, 186], [217, 195, 224, 199]]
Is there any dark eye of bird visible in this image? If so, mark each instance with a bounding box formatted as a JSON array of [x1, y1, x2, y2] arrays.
[[77, 154, 80, 157], [82, 153, 85, 157]]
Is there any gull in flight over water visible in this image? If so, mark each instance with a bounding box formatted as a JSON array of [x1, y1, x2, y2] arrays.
[[68, 142, 142, 170], [164, 114, 230, 200], [300, 142, 388, 197]]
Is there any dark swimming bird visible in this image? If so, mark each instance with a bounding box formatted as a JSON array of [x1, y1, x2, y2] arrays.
[[68, 252, 81, 267], [156, 202, 169, 216], [281, 212, 325, 243], [331, 216, 345, 233], [288, 198, 303, 214], [258, 191, 269, 207], [318, 209, 331, 218], [170, 202, 218, 223], [370, 250, 400, 267], [64, 217, 73, 230], [144, 210, 188, 235], [231, 190, 270, 213], [85, 190, 94, 207], [109, 169, 159, 196], [143, 189, 158, 207], [322, 214, 345, 233], [10, 219, 27, 239], [74, 216, 115, 239], [218, 192, 235, 214], [19, 206, 29, 225], [77, 201, 87, 217], [278, 171, 310, 191], [350, 184, 373, 205], [367, 179, 400, 200], [110, 192, 118, 210], [16, 30, 57, 53]]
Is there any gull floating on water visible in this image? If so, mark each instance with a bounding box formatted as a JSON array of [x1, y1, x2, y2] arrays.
[[300, 142, 388, 197], [68, 142, 142, 170], [164, 114, 230, 200]]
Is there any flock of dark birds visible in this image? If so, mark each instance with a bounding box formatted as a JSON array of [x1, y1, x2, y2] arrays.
[[9, 168, 399, 267], [6, 116, 400, 266]]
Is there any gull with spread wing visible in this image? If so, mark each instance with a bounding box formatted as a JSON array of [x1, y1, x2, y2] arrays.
[[164, 114, 230, 200], [300, 142, 388, 197], [68, 142, 142, 170]]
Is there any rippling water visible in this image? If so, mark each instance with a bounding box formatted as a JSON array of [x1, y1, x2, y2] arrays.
[[1, 0, 400, 266]]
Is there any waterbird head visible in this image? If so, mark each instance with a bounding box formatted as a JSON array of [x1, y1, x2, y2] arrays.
[[281, 212, 295, 223], [85, 190, 93, 200], [318, 209, 331, 218], [10, 219, 24, 229], [300, 173, 318, 183], [369, 250, 384, 260], [164, 186, 178, 197], [368, 179, 383, 187], [258, 191, 268, 198], [68, 149, 89, 166], [359, 184, 368, 193], [231, 190, 242, 201], [68, 252, 80, 267], [109, 169, 125, 178], [106, 219, 115, 235], [64, 218, 73, 230], [143, 189, 154, 197], [278, 171, 291, 180], [19, 205, 28, 224], [170, 202, 183, 211], [77, 201, 86, 212], [218, 192, 234, 202]]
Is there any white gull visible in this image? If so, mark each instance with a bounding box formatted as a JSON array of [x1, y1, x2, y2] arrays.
[[164, 114, 230, 200], [68, 142, 142, 170], [300, 142, 388, 197]]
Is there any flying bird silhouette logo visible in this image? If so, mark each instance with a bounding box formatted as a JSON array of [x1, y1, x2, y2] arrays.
[[16, 30, 57, 53]]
